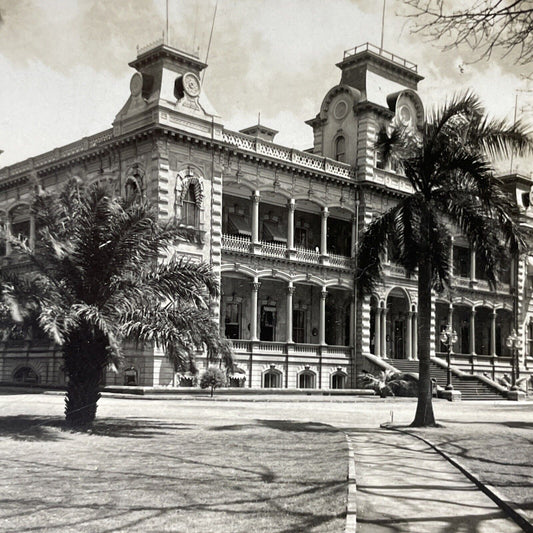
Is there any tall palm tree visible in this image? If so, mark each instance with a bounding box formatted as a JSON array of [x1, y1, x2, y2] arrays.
[[357, 93, 532, 426], [2, 179, 233, 429]]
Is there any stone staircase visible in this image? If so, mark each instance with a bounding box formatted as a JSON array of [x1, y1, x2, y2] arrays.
[[390, 359, 507, 400]]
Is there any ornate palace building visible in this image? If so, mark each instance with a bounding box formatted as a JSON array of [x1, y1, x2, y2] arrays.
[[0, 40, 531, 395]]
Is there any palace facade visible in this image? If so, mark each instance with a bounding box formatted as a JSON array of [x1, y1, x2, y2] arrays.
[[1, 40, 532, 392]]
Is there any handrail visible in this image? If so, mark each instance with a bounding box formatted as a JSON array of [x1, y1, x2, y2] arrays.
[[343, 43, 418, 72], [430, 356, 508, 394]]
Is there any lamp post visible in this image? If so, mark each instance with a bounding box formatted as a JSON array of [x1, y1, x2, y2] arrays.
[[440, 325, 458, 390], [506, 329, 523, 391]]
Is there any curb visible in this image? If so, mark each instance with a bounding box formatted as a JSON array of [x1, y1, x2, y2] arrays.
[[344, 433, 357, 533], [381, 423, 533, 533]]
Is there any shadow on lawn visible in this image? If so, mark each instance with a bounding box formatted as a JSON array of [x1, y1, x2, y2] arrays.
[[210, 419, 338, 433], [0, 415, 193, 441]]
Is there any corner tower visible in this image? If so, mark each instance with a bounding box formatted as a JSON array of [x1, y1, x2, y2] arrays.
[[306, 43, 424, 171], [114, 40, 223, 139]]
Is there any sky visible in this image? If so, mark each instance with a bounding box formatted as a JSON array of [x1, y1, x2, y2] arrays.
[[0, 0, 532, 173]]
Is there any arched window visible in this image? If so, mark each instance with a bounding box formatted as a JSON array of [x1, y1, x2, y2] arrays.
[[335, 136, 346, 163], [331, 372, 346, 389], [263, 369, 282, 388], [182, 184, 199, 227], [13, 366, 40, 384], [125, 179, 141, 202], [298, 370, 316, 389]]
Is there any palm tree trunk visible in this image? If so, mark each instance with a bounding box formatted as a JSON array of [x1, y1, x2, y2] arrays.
[[411, 257, 437, 427], [63, 327, 107, 429]]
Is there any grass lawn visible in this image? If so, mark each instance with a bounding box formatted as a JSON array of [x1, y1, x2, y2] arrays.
[[410, 404, 533, 521], [0, 394, 348, 533]]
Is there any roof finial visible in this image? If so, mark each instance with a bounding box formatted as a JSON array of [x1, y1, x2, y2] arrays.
[[258, 112, 261, 125]]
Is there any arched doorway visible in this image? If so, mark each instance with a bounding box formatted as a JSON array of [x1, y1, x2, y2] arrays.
[[386, 288, 409, 359]]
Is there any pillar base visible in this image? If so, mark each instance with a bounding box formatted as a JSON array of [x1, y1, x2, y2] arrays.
[[507, 390, 526, 401], [439, 389, 461, 402]]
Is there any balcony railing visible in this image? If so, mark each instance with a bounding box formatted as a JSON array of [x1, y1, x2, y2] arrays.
[[231, 340, 351, 357], [222, 234, 353, 269], [221, 130, 352, 179]]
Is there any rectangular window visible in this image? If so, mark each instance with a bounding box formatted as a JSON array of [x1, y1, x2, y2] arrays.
[[293, 309, 306, 343], [224, 302, 240, 339], [295, 227, 307, 248], [453, 246, 470, 278]]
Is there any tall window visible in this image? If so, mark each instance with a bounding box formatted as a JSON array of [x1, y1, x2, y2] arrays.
[[182, 184, 199, 227], [293, 309, 306, 343], [453, 246, 470, 278], [295, 227, 307, 247], [335, 136, 346, 163], [224, 302, 241, 339], [125, 179, 140, 201]]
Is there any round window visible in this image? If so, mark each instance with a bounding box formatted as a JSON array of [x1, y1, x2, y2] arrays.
[[333, 100, 349, 120], [399, 105, 412, 126]]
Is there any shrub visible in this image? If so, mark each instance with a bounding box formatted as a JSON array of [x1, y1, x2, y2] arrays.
[[359, 369, 417, 398], [200, 367, 226, 397]]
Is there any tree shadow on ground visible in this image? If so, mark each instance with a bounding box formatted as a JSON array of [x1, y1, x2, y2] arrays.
[[0, 415, 193, 441], [209, 419, 338, 433]]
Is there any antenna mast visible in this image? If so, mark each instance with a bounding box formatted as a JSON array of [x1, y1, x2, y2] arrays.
[[202, 0, 218, 84], [380, 0, 386, 50], [165, 0, 169, 44]]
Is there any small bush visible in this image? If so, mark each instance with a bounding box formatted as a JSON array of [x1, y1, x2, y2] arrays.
[[200, 367, 226, 397]]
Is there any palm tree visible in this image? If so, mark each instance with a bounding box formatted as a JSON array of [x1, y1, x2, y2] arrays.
[[357, 93, 532, 426], [2, 179, 233, 429]]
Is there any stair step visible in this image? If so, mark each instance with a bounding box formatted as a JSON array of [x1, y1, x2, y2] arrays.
[[387, 358, 507, 400]]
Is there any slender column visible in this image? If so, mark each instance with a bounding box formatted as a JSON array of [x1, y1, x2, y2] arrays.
[[251, 191, 260, 245], [375, 308, 382, 357], [320, 207, 329, 256], [491, 310, 497, 356], [286, 283, 295, 343], [447, 303, 454, 358], [450, 236, 454, 277], [287, 199, 295, 251], [250, 280, 260, 341], [470, 248, 476, 281], [29, 214, 36, 251], [406, 311, 413, 360], [381, 308, 388, 358], [351, 214, 357, 258], [470, 308, 476, 355], [319, 288, 327, 345], [5, 219, 11, 256], [412, 312, 418, 359]]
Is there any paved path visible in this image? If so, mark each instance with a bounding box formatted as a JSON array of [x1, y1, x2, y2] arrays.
[[350, 428, 522, 533]]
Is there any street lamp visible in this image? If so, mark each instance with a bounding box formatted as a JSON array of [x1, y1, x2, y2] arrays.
[[440, 325, 458, 390], [506, 329, 523, 390]]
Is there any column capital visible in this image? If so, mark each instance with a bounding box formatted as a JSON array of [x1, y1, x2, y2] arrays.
[[288, 198, 296, 210], [252, 190, 261, 203], [287, 286, 296, 295], [321, 206, 329, 217], [320, 288, 328, 299], [252, 281, 261, 292]]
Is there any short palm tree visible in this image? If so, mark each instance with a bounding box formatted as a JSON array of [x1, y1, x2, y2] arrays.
[[2, 179, 233, 429], [357, 93, 532, 426]]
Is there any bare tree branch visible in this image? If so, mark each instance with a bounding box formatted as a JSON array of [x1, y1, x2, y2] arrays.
[[404, 0, 533, 65]]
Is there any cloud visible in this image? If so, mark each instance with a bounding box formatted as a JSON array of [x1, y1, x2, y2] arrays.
[[0, 0, 531, 170]]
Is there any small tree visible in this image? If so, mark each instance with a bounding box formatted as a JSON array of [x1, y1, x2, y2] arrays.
[[200, 367, 226, 397]]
